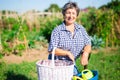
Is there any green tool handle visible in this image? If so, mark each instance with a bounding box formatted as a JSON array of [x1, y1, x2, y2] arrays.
[[84, 53, 91, 69]]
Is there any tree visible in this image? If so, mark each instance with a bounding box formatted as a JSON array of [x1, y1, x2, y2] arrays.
[[99, 0, 120, 16], [44, 4, 61, 12]]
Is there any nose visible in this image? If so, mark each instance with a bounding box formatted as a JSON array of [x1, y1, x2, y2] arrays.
[[69, 13, 73, 17]]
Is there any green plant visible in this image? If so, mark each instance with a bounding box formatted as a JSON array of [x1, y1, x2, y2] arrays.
[[1, 41, 12, 55], [79, 8, 119, 47], [28, 40, 35, 48], [91, 35, 104, 49], [0, 53, 3, 59], [79, 8, 97, 33], [40, 18, 62, 42]]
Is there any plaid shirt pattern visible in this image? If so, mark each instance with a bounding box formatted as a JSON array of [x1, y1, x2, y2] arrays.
[[48, 22, 91, 60]]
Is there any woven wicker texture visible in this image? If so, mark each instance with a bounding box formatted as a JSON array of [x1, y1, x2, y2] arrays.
[[36, 60, 74, 80]]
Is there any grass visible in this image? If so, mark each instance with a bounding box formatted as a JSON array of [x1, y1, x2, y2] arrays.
[[76, 48, 120, 80], [0, 61, 37, 80], [0, 48, 120, 80]]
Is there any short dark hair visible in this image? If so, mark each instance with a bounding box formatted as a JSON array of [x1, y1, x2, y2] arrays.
[[62, 2, 80, 16]]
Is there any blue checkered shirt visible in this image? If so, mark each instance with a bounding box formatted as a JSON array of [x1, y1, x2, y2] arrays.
[[48, 22, 91, 60]]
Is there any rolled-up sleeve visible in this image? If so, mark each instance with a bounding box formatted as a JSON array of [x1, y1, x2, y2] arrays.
[[81, 26, 91, 46]]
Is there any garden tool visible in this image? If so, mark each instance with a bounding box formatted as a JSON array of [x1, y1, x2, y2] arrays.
[[81, 69, 94, 80], [83, 52, 91, 69], [77, 52, 98, 80], [72, 75, 83, 80]]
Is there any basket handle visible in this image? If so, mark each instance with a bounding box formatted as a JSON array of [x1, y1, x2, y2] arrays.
[[51, 47, 56, 67]]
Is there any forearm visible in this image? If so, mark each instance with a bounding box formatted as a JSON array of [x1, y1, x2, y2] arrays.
[[83, 45, 91, 55], [50, 48, 74, 61], [54, 48, 69, 56], [80, 45, 91, 66]]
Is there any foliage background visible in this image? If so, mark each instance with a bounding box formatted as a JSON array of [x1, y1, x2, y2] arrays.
[[0, 0, 120, 80]]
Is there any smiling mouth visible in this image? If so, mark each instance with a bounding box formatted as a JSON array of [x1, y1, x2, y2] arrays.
[[68, 18, 74, 21]]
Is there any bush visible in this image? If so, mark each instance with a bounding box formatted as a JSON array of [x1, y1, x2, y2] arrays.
[[91, 35, 104, 49], [40, 18, 62, 42]]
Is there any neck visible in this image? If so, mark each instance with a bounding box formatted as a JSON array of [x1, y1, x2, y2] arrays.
[[64, 21, 74, 26], [66, 24, 75, 33]]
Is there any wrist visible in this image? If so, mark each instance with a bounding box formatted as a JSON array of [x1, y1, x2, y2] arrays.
[[83, 51, 89, 57], [65, 51, 70, 56]]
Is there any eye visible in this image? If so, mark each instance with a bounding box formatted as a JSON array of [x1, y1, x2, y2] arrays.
[[65, 11, 70, 14], [72, 12, 77, 15]]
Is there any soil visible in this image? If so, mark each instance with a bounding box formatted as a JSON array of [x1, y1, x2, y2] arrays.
[[0, 47, 118, 64], [0, 48, 49, 64]]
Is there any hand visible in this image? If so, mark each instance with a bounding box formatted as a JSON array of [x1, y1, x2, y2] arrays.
[[80, 52, 89, 66], [66, 51, 74, 62]]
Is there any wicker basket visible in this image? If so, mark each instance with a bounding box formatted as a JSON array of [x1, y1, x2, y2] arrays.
[[36, 48, 74, 80]]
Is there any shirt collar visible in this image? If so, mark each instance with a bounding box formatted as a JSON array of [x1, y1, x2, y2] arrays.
[[61, 21, 81, 31]]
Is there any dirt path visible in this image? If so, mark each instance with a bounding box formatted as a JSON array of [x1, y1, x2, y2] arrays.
[[1, 47, 118, 64], [0, 48, 49, 64]]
